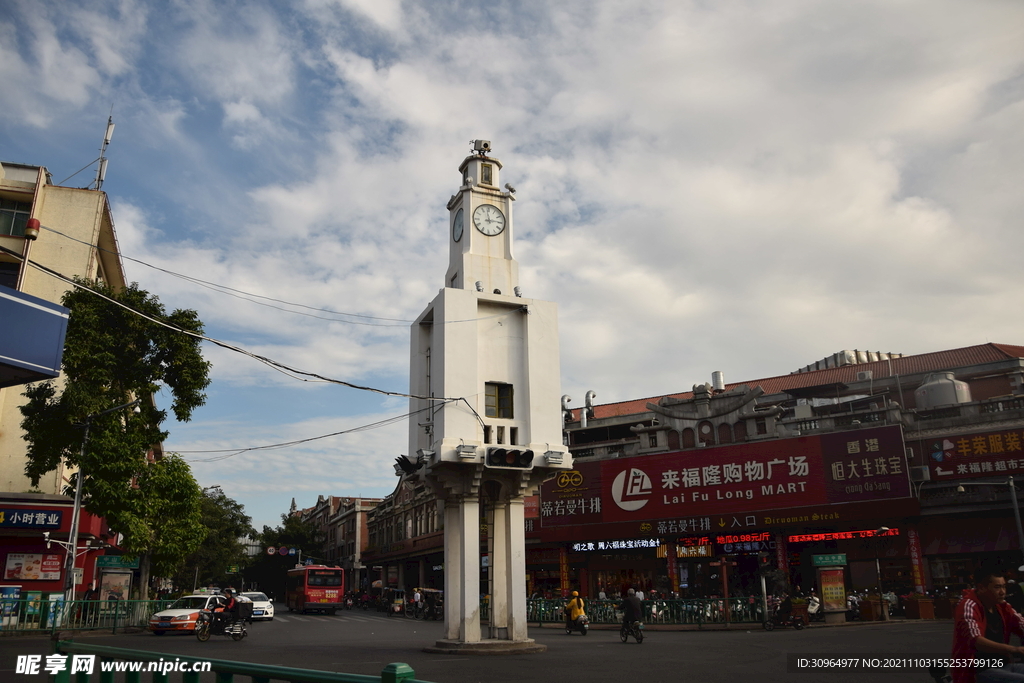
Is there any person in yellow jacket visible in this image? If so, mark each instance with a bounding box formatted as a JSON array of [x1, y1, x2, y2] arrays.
[[566, 590, 586, 630]]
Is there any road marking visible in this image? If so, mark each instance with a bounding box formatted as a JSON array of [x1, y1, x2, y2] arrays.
[[274, 617, 290, 622]]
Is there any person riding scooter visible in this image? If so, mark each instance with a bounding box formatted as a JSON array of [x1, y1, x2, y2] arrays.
[[565, 590, 588, 634]]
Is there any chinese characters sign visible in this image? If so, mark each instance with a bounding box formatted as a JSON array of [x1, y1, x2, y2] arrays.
[[0, 509, 62, 529], [819, 568, 846, 611], [541, 426, 911, 529], [571, 538, 661, 552], [924, 428, 1024, 480]]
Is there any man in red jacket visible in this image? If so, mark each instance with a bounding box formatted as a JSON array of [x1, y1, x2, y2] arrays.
[[952, 566, 1024, 683]]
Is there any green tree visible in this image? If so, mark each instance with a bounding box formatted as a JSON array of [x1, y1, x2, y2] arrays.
[[173, 487, 254, 591], [259, 512, 325, 558], [19, 279, 212, 595]]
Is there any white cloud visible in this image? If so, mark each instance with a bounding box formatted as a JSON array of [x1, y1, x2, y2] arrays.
[[7, 0, 1024, 523]]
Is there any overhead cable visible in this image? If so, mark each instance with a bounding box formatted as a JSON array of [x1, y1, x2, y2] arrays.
[[0, 244, 466, 404], [178, 405, 434, 462], [38, 225, 517, 326]]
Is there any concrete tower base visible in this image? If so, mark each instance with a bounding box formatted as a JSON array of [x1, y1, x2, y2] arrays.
[[423, 638, 547, 655]]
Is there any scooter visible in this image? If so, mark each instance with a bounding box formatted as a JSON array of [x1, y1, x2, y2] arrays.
[[762, 606, 805, 631], [565, 614, 589, 635], [807, 595, 825, 622]]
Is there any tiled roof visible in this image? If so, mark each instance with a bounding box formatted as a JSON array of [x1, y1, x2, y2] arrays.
[[578, 343, 1024, 420]]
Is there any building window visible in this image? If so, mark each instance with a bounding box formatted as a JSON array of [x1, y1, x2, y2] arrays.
[[510, 427, 518, 445], [485, 382, 513, 418], [484, 425, 492, 444], [648, 433, 658, 448], [755, 418, 767, 435], [496, 426, 505, 444], [481, 164, 493, 185], [0, 199, 31, 237]]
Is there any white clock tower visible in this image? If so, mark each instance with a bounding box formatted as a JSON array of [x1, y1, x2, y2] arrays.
[[443, 149, 518, 296], [410, 141, 571, 652]]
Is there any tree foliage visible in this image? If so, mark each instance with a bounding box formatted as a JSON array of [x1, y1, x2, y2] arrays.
[[247, 512, 326, 598], [19, 279, 212, 578], [259, 512, 325, 557], [143, 455, 207, 577], [172, 487, 254, 590]]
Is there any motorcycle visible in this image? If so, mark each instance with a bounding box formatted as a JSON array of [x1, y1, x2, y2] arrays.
[[619, 620, 644, 644], [195, 608, 249, 642], [344, 597, 354, 611], [565, 614, 589, 636]]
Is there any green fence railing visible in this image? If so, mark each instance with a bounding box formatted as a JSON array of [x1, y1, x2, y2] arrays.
[[48, 641, 434, 683], [1, 598, 173, 635], [524, 597, 766, 627]]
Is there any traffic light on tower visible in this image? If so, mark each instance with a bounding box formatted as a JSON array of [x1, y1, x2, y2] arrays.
[[757, 551, 773, 575], [486, 447, 535, 469]]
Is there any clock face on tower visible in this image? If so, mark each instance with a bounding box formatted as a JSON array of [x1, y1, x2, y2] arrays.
[[473, 204, 506, 236], [452, 208, 464, 242]]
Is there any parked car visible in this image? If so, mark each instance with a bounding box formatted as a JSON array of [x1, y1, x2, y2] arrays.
[[241, 592, 275, 621], [149, 594, 226, 635]]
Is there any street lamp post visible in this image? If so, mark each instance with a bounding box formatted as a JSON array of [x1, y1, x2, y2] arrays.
[[63, 399, 141, 602]]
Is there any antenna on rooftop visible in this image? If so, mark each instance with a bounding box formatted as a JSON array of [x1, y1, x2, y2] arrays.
[[92, 111, 115, 190]]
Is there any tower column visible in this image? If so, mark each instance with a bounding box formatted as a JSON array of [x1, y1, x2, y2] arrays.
[[504, 496, 529, 641], [444, 494, 480, 642], [489, 498, 509, 639]]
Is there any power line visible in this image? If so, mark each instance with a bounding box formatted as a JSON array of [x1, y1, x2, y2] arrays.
[[38, 225, 519, 326], [0, 244, 467, 404], [177, 405, 434, 463]]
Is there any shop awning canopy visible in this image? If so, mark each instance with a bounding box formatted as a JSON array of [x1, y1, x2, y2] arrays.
[[0, 285, 69, 388]]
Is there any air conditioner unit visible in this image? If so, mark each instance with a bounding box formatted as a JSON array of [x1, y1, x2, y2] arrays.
[[793, 404, 813, 419], [910, 466, 931, 482], [857, 371, 873, 382]]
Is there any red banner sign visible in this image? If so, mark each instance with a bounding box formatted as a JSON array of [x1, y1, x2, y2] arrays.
[[542, 425, 911, 530]]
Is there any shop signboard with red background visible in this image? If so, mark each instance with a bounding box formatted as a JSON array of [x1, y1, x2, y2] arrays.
[[538, 425, 913, 541], [919, 427, 1024, 481]]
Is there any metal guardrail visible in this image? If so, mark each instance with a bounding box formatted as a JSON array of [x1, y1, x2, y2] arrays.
[[524, 597, 766, 627], [1, 598, 173, 635], [51, 641, 433, 683]]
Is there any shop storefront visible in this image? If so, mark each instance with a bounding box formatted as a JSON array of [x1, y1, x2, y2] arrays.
[[529, 425, 922, 598]]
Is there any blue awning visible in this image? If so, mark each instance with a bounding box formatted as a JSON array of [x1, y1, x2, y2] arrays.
[[0, 285, 69, 388]]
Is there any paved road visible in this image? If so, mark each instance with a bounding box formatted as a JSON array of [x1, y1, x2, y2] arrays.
[[1, 604, 957, 683]]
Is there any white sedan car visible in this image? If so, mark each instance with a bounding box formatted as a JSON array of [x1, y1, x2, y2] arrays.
[[241, 592, 274, 621]]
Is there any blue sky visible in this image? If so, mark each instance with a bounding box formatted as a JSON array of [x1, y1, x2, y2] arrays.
[[2, 0, 1023, 530]]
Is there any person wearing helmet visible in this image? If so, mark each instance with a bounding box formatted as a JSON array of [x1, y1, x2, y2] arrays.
[[566, 590, 586, 631]]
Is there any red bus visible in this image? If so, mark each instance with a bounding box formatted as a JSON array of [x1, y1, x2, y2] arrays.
[[285, 565, 345, 614]]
